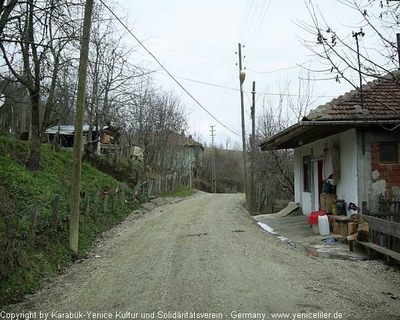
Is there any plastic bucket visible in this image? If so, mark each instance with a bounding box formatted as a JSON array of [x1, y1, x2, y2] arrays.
[[308, 210, 326, 224], [318, 215, 330, 236]]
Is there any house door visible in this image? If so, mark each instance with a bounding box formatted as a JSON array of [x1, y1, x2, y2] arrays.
[[317, 160, 323, 210], [312, 159, 324, 212]]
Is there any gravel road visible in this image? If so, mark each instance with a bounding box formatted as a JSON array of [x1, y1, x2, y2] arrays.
[[4, 192, 400, 320]]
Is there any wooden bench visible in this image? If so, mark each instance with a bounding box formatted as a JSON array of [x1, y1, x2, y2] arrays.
[[351, 214, 400, 262]]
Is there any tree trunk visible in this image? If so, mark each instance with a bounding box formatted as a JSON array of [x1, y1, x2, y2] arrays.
[[29, 90, 41, 171]]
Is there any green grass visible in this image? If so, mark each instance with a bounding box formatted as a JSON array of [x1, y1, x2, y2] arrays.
[[0, 136, 141, 306], [159, 183, 196, 198]]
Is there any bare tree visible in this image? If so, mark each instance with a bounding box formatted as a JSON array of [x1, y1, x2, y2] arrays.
[[201, 145, 244, 193], [298, 0, 400, 89], [254, 75, 314, 212], [0, 79, 29, 134], [121, 80, 188, 173], [0, 0, 83, 170], [256, 96, 294, 200], [0, 0, 18, 37]]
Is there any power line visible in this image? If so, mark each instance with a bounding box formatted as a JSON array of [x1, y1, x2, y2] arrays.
[[134, 65, 338, 99], [246, 65, 299, 74], [99, 0, 240, 137], [153, 71, 339, 99], [245, 0, 272, 67], [100, 0, 340, 125]]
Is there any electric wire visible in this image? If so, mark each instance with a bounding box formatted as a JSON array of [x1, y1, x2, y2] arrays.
[[245, 0, 272, 67], [152, 71, 339, 99], [128, 63, 340, 99], [99, 0, 241, 136]]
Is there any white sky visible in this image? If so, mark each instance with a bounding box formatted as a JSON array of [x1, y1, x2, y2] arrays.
[[114, 0, 394, 148]]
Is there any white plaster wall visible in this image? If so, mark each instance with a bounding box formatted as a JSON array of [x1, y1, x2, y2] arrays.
[[337, 130, 358, 214], [356, 131, 369, 210], [293, 129, 358, 216]]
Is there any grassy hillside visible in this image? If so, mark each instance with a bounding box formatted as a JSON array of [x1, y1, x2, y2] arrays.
[[0, 136, 143, 306]]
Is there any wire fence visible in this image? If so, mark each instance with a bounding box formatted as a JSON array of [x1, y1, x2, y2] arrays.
[[142, 173, 192, 197], [0, 172, 193, 289]]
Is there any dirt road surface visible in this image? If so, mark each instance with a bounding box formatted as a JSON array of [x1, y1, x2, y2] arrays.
[[4, 192, 400, 320]]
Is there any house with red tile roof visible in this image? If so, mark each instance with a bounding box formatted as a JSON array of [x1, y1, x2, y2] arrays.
[[259, 71, 400, 216]]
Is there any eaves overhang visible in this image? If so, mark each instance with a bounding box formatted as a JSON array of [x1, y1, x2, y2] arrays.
[[259, 120, 400, 151]]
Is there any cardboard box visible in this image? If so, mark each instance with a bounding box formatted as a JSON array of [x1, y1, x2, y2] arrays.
[[332, 220, 341, 234], [340, 223, 348, 236], [348, 222, 358, 236], [320, 193, 337, 213]]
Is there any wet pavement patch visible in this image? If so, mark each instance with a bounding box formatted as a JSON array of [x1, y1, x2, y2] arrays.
[[321, 237, 344, 243], [255, 218, 367, 260], [305, 244, 366, 260]]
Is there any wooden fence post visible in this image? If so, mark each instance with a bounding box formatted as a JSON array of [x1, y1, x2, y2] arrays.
[[121, 183, 126, 210], [148, 179, 153, 198], [172, 174, 176, 191], [104, 193, 109, 214], [112, 188, 117, 213], [52, 195, 60, 226], [84, 192, 90, 215], [94, 190, 100, 218], [31, 204, 39, 240]]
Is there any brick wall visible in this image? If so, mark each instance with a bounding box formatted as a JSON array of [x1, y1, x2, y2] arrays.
[[371, 142, 400, 198]]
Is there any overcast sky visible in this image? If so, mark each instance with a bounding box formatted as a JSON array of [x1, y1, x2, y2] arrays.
[[114, 0, 392, 148]]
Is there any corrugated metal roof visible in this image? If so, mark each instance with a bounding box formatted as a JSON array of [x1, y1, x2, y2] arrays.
[[46, 125, 91, 135]]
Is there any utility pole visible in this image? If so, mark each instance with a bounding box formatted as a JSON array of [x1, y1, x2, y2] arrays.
[[249, 81, 256, 212], [237, 43, 249, 207], [210, 125, 216, 194], [352, 28, 365, 109], [397, 33, 400, 70], [353, 28, 365, 155], [69, 0, 94, 253]]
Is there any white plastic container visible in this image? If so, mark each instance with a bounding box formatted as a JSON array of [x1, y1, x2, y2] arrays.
[[318, 215, 330, 236]]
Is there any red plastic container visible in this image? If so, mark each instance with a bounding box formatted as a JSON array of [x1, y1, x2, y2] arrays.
[[308, 210, 326, 224]]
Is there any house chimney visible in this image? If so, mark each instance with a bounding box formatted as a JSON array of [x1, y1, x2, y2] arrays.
[[397, 33, 400, 70]]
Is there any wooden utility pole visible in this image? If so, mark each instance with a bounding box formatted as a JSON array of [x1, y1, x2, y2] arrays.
[[249, 81, 256, 212], [210, 125, 216, 193], [352, 29, 364, 109], [69, 0, 94, 253], [237, 43, 249, 207]]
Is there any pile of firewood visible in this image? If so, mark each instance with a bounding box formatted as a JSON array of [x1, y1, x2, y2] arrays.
[[347, 213, 369, 242]]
